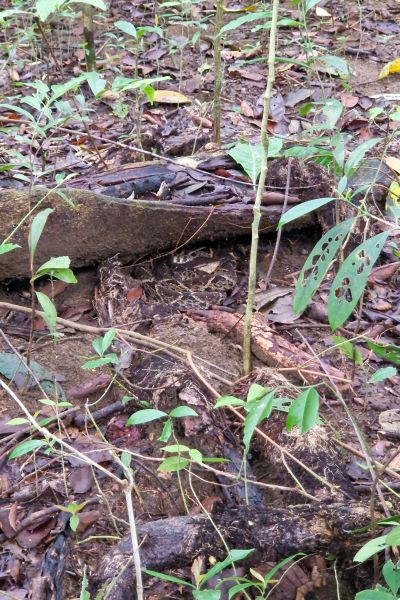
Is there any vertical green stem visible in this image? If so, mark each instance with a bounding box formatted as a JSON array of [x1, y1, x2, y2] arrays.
[[83, 4, 96, 72], [242, 0, 280, 375], [213, 0, 224, 145]]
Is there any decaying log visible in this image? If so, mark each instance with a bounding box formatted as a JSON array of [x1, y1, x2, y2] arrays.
[[0, 187, 314, 280], [0, 154, 333, 280], [93, 503, 376, 600]]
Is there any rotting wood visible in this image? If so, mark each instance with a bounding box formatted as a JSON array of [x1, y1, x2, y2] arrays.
[[92, 502, 377, 600]]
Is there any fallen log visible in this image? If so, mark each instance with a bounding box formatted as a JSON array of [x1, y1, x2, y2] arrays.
[[0, 155, 332, 280], [92, 502, 375, 600]]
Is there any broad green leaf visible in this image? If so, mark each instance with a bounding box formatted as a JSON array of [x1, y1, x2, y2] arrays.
[[355, 591, 396, 600], [6, 418, 30, 425], [383, 560, 400, 596], [344, 139, 380, 175], [81, 355, 119, 369], [354, 534, 390, 563], [246, 383, 269, 404], [126, 409, 167, 425], [293, 218, 355, 314], [86, 71, 107, 96], [201, 549, 254, 585], [286, 388, 319, 434], [243, 390, 275, 452], [36, 291, 58, 335], [115, 20, 137, 37], [219, 11, 270, 35], [332, 133, 345, 169], [158, 455, 189, 472], [169, 406, 198, 418], [51, 75, 88, 102], [214, 396, 245, 408], [228, 583, 255, 599], [193, 591, 221, 600], [142, 569, 194, 588], [0, 243, 20, 256], [386, 525, 400, 546], [35, 256, 71, 271], [188, 449, 203, 464], [369, 367, 397, 383], [9, 439, 48, 459], [328, 231, 389, 330], [161, 444, 190, 453], [366, 340, 400, 365], [70, 514, 79, 532], [228, 139, 283, 184], [29, 208, 54, 258], [252, 18, 301, 31], [101, 329, 116, 354], [278, 197, 335, 228], [316, 55, 349, 78], [159, 419, 172, 442], [321, 98, 343, 130], [36, 0, 61, 20], [332, 335, 363, 366]]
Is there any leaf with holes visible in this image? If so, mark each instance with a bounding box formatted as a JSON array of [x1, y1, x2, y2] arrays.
[[328, 231, 389, 330], [294, 218, 355, 314]]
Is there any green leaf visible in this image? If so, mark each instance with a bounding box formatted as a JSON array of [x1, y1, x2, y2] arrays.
[[70, 513, 79, 532], [321, 98, 343, 130], [219, 11, 270, 35], [36, 291, 58, 335], [344, 139, 380, 175], [101, 329, 116, 354], [158, 419, 172, 442], [120, 450, 132, 468], [29, 208, 54, 258], [126, 409, 167, 425], [193, 591, 221, 600], [228, 583, 255, 600], [6, 417, 30, 425], [366, 341, 400, 365], [161, 444, 190, 453], [293, 218, 356, 314], [286, 388, 319, 434], [383, 560, 400, 596], [169, 406, 198, 418], [201, 549, 254, 586], [354, 534, 390, 563], [243, 390, 275, 452], [158, 455, 189, 472], [316, 55, 349, 78], [81, 355, 119, 369], [51, 75, 88, 102], [142, 569, 194, 588], [33, 257, 77, 283], [386, 525, 400, 546], [9, 439, 48, 459], [355, 591, 396, 600], [369, 367, 397, 383], [0, 243, 20, 256], [214, 396, 245, 408], [332, 335, 363, 366], [278, 197, 335, 228], [36, 0, 61, 21], [188, 449, 203, 464], [115, 20, 137, 37], [228, 139, 283, 184], [328, 231, 389, 330], [86, 71, 107, 96], [246, 383, 269, 404]]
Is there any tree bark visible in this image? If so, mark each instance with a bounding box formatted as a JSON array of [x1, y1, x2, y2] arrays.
[[93, 503, 376, 600]]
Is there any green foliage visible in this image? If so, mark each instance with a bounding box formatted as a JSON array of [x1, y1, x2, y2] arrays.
[[332, 335, 363, 366], [293, 218, 356, 314], [9, 438, 48, 459], [355, 560, 400, 600], [286, 388, 319, 434], [366, 341, 400, 365], [328, 231, 389, 330], [278, 197, 335, 227], [82, 330, 119, 369], [228, 139, 283, 184]]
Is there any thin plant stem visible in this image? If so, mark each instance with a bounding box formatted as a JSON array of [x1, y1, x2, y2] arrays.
[[213, 0, 224, 145], [243, 0, 280, 374]]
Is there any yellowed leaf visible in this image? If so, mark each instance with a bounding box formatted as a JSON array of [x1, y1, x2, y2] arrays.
[[316, 6, 331, 16], [385, 156, 400, 175], [379, 58, 400, 79], [387, 181, 400, 207], [152, 90, 191, 104], [223, 3, 258, 13]]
